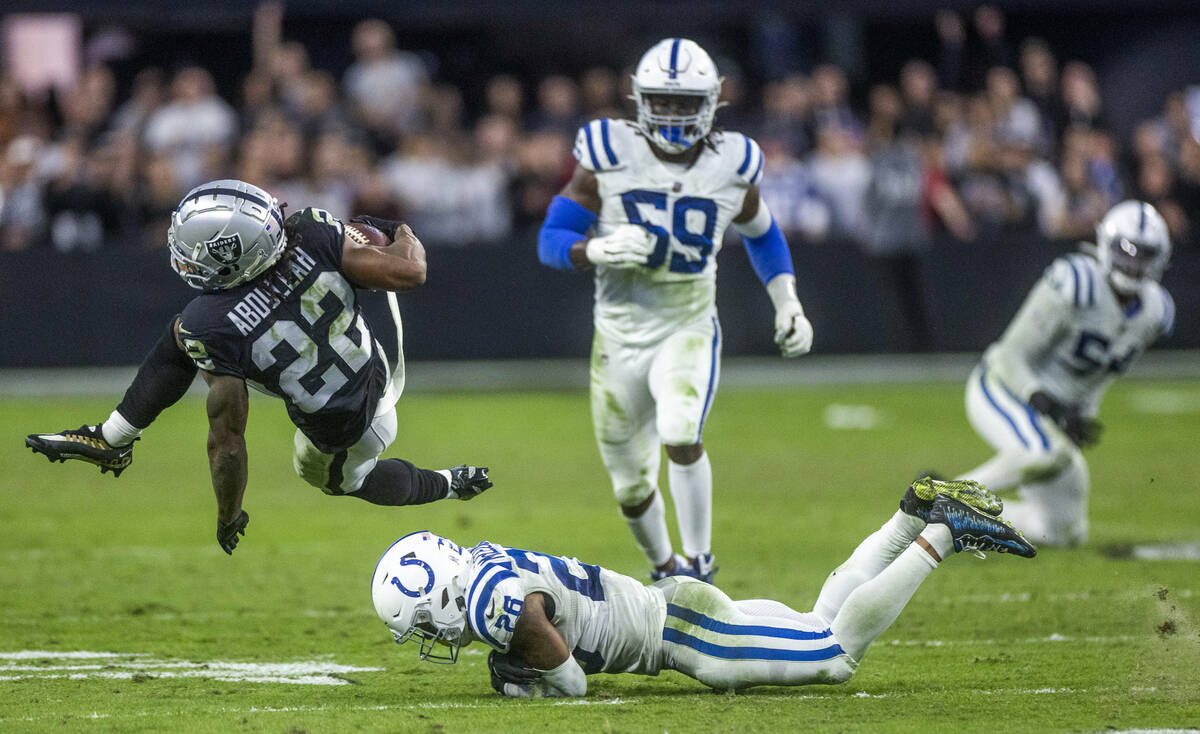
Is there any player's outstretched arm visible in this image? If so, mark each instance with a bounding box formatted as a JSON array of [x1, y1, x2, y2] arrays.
[[733, 187, 813, 357], [340, 222, 427, 291], [499, 592, 587, 698], [201, 372, 250, 554]]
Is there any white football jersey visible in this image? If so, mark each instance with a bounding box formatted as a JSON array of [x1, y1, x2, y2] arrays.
[[985, 251, 1174, 413], [574, 118, 764, 345], [465, 541, 666, 675]]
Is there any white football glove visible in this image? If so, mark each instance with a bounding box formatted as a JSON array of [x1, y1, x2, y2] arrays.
[[766, 274, 813, 358], [774, 301, 814, 358], [585, 224, 656, 269]]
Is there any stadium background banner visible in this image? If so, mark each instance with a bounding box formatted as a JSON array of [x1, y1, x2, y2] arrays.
[[3, 234, 1196, 367]]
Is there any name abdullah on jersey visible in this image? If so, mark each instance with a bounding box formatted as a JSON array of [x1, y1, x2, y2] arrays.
[[178, 207, 388, 453], [574, 118, 764, 344], [465, 541, 666, 676]]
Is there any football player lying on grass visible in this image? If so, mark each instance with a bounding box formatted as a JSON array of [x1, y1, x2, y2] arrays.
[[371, 478, 1034, 696], [26, 179, 491, 555]]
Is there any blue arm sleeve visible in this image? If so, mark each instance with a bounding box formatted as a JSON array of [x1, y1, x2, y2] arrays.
[[538, 196, 598, 271], [741, 218, 794, 285]]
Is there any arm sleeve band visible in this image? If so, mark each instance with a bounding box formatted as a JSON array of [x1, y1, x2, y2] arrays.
[[740, 217, 794, 286], [538, 196, 598, 271], [535, 657, 588, 697]]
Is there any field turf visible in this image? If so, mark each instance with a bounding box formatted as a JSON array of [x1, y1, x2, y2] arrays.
[[2, 378, 1198, 732]]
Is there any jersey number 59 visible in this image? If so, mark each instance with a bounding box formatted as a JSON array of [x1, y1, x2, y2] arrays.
[[621, 190, 717, 273]]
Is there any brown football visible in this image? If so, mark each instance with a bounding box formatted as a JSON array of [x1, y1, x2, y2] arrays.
[[345, 221, 391, 247]]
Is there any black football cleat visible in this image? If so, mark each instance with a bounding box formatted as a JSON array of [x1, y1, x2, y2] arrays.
[[927, 494, 1037, 559], [25, 425, 134, 478], [448, 465, 492, 500]]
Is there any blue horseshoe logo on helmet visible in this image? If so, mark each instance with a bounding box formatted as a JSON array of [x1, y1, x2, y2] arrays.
[[390, 556, 435, 598]]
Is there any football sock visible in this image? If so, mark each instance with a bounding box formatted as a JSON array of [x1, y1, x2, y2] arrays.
[[813, 510, 926, 624], [114, 317, 198, 430], [624, 490, 673, 568], [830, 542, 937, 661], [350, 458, 449, 506], [734, 599, 828, 628], [668, 452, 712, 559], [918, 523, 954, 561], [101, 410, 141, 447]]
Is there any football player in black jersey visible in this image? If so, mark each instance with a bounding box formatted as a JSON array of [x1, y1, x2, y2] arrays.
[[27, 179, 492, 554]]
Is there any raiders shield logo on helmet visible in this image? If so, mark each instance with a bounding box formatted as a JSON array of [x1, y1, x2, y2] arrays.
[[205, 233, 243, 265]]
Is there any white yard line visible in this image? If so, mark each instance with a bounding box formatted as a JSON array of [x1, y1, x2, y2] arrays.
[[0, 653, 381, 686]]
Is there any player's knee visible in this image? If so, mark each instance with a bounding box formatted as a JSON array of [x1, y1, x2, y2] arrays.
[[665, 443, 703, 465], [614, 480, 656, 509], [656, 413, 700, 448]]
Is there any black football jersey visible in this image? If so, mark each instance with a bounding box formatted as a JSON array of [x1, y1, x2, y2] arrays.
[[179, 207, 387, 453]]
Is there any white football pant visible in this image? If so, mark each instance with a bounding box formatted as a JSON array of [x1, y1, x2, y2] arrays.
[[958, 363, 1089, 546]]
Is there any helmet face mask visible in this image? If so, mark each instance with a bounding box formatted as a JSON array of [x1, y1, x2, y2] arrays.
[[372, 531, 470, 665], [632, 38, 723, 154], [1095, 200, 1171, 296], [168, 179, 287, 291]]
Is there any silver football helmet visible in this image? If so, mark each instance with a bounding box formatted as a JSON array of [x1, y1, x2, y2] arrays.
[[371, 531, 471, 664], [631, 38, 723, 154], [168, 179, 287, 290], [1095, 200, 1171, 296]]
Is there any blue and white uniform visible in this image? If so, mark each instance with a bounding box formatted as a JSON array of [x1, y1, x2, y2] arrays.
[[575, 120, 763, 503], [464, 541, 856, 689], [960, 249, 1174, 545]]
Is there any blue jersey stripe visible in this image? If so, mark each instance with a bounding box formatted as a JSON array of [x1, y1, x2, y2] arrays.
[[582, 123, 602, 170], [663, 626, 845, 662], [997, 380, 1050, 451], [667, 603, 832, 641], [750, 149, 765, 185], [979, 367, 1029, 449], [1069, 255, 1095, 306], [669, 38, 681, 79], [599, 119, 619, 167], [737, 137, 753, 175], [468, 565, 518, 650], [1064, 258, 1081, 308], [696, 317, 721, 442]]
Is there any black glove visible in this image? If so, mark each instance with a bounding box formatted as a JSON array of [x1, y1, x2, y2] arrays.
[[349, 215, 405, 240], [217, 510, 249, 555], [1029, 391, 1103, 448], [488, 650, 539, 694]]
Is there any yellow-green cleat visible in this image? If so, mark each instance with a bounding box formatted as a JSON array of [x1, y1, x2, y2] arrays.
[[900, 477, 1002, 521]]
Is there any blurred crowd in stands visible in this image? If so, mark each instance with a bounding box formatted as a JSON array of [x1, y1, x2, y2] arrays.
[[1, 5, 1199, 258]]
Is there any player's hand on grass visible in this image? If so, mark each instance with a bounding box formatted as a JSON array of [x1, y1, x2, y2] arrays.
[[585, 224, 655, 268], [774, 301, 813, 358], [489, 650, 540, 696], [217, 510, 249, 555]]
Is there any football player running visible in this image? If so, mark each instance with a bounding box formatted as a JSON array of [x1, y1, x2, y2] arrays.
[[26, 180, 492, 554], [955, 200, 1175, 546], [537, 38, 814, 583], [371, 478, 1035, 697]]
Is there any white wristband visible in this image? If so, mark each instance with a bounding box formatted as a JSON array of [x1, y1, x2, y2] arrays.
[[766, 273, 802, 311], [536, 657, 587, 697]]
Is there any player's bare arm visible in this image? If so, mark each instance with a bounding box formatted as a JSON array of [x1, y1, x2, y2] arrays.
[[509, 593, 569, 669], [341, 223, 427, 291], [504, 591, 587, 696], [202, 371, 250, 553]]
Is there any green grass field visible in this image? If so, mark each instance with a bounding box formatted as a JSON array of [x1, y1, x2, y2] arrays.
[[2, 378, 1199, 733]]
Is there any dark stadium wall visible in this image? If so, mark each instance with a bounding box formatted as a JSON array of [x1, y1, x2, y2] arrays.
[[2, 234, 1195, 367]]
